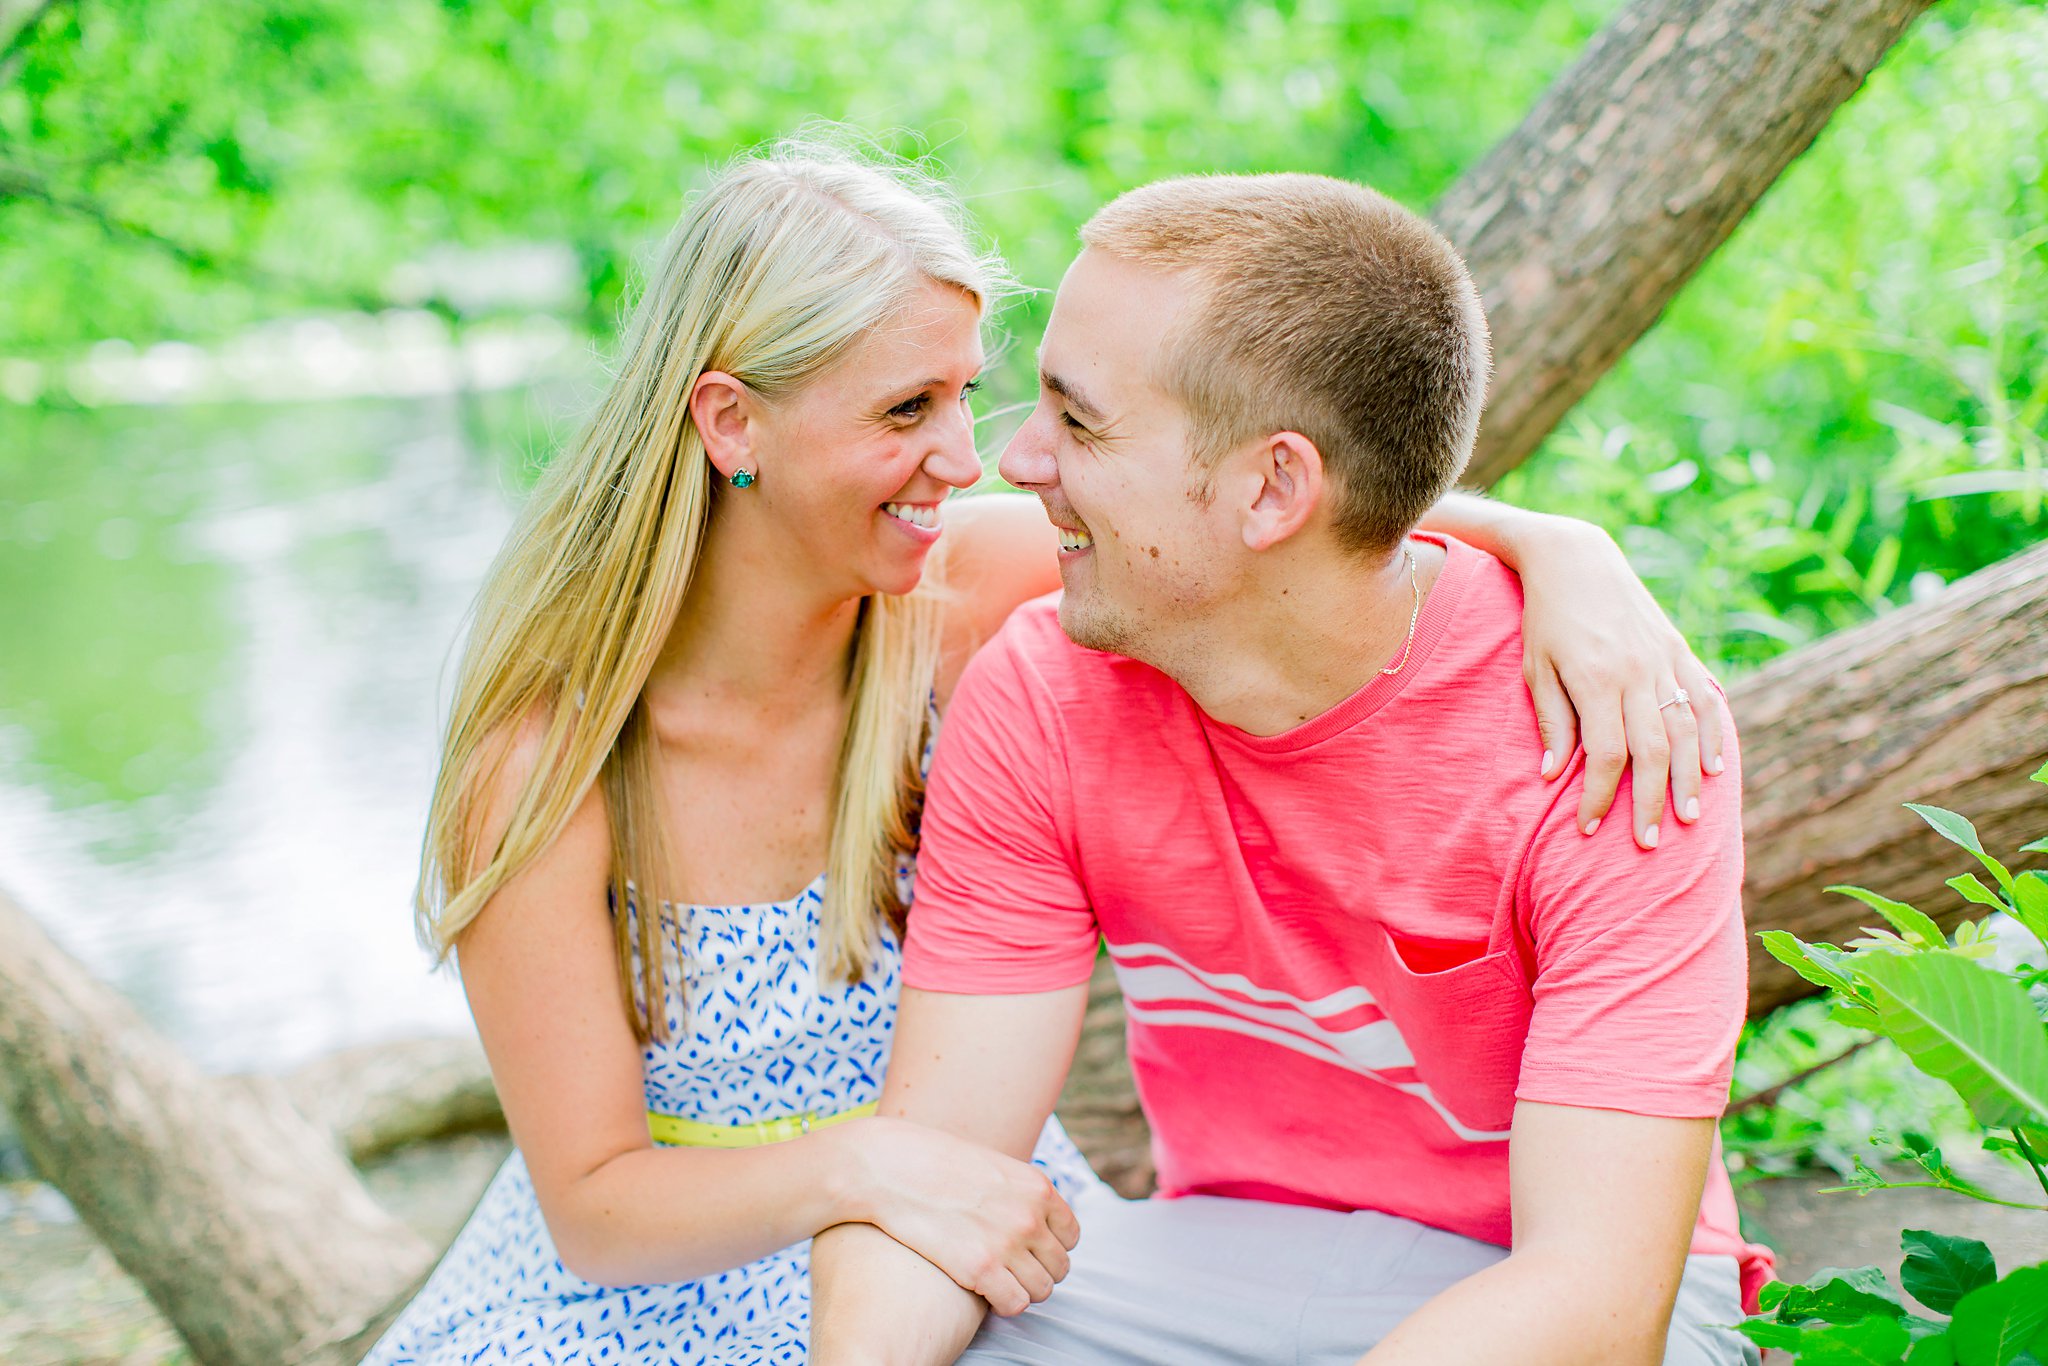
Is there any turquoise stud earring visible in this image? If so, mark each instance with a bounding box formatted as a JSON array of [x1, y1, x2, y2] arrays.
[[729, 468, 756, 488]]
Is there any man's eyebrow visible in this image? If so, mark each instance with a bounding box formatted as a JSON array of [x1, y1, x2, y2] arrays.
[[1040, 369, 1108, 425]]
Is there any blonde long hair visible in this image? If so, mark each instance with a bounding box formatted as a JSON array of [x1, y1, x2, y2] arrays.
[[416, 137, 1007, 1042]]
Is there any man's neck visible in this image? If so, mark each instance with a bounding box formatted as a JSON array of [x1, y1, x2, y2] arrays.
[[1158, 536, 1446, 737]]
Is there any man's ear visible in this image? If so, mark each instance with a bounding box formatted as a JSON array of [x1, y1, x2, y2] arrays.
[[1238, 431, 1327, 551], [689, 371, 760, 480]]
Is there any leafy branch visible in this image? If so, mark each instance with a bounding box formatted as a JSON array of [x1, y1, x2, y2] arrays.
[[2010, 1126, 2048, 1202], [1744, 762, 2048, 1364], [0, 162, 233, 275], [0, 161, 384, 313], [1727, 1036, 1884, 1116]]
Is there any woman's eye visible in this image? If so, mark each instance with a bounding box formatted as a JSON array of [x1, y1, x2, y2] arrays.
[[890, 395, 930, 420]]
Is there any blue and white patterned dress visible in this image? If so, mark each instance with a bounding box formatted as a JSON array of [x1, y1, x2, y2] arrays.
[[364, 870, 1101, 1366]]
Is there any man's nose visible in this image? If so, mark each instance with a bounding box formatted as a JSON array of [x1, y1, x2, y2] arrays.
[[998, 407, 1058, 491]]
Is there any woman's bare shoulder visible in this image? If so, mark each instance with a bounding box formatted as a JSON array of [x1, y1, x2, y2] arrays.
[[936, 493, 1059, 710], [457, 702, 611, 919]]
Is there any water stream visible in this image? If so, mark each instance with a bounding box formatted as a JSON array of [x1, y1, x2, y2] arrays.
[[0, 389, 562, 1074]]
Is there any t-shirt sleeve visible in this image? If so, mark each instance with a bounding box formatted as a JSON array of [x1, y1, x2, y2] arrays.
[[900, 621, 1101, 993], [1514, 698, 1749, 1120]]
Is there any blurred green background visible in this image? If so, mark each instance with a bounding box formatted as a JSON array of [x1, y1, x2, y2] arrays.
[[0, 0, 2044, 1207]]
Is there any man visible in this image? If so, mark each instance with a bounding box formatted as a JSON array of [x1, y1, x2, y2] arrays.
[[811, 173, 1769, 1365]]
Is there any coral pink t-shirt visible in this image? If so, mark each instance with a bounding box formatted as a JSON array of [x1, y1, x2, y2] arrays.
[[903, 535, 1772, 1305]]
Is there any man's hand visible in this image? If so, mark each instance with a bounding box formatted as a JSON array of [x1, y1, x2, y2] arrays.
[[1359, 1101, 1714, 1365], [810, 985, 1090, 1365]]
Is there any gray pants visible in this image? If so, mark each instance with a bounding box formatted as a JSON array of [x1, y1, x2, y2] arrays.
[[959, 1192, 1757, 1365]]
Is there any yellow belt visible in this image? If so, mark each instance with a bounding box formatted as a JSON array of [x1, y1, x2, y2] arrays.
[[647, 1101, 877, 1148]]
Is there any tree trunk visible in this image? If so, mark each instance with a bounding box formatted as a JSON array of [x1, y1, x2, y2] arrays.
[[0, 885, 432, 1366], [1059, 544, 2048, 1191], [1051, 958, 1154, 1198], [1436, 0, 1937, 488], [0, 0, 1986, 1355], [1736, 540, 2048, 1014]]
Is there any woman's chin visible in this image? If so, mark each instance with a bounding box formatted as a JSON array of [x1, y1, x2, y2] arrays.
[[866, 562, 928, 598], [861, 535, 937, 598]]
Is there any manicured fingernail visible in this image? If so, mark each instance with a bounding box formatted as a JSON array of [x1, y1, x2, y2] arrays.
[[1708, 755, 1725, 775], [1684, 798, 1700, 822], [1642, 823, 1660, 848], [1582, 818, 1600, 837], [1541, 750, 1554, 776]]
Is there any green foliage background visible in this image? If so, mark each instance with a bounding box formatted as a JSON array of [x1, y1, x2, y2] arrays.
[[5, 0, 2043, 676]]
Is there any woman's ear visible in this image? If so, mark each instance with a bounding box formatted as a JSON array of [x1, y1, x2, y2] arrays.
[[690, 371, 758, 480], [1239, 431, 1326, 550]]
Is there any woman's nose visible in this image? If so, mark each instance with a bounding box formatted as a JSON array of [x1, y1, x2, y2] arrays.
[[925, 406, 983, 489]]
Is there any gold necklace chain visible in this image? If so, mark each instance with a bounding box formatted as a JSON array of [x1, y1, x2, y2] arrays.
[[1379, 544, 1421, 677]]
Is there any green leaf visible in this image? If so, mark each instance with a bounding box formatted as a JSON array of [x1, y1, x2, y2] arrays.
[[2019, 838, 2048, 855], [1980, 1127, 2048, 1161], [2011, 875, 2048, 945], [1760, 1281, 1794, 1312], [2030, 759, 2048, 787], [1948, 1264, 2048, 1366], [1774, 1266, 1910, 1324], [1763, 930, 1859, 995], [1901, 1230, 1998, 1315], [1908, 804, 2017, 895], [1949, 875, 2009, 911], [1909, 1334, 1959, 1366], [1855, 953, 2048, 1129], [1761, 1318, 1916, 1359], [1832, 884, 1947, 948], [1737, 1319, 1807, 1350], [1907, 1314, 1956, 1341], [1911, 803, 1990, 854]]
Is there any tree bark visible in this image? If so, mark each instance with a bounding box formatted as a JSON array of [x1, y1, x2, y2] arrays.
[[0, 885, 432, 1366], [1051, 959, 1154, 1198], [283, 1035, 503, 1167], [1436, 0, 1937, 488], [1735, 540, 2048, 1014]]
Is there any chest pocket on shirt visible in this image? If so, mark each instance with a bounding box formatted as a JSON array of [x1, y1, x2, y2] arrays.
[[1362, 924, 1532, 1138]]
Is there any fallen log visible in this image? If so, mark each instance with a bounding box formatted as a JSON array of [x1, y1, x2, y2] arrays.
[[1437, 0, 1938, 487], [1051, 958, 1154, 1198], [1734, 540, 2048, 1013], [0, 885, 433, 1366], [283, 1034, 502, 1167]]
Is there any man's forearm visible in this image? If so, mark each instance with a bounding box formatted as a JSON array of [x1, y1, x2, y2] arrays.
[[810, 1220, 988, 1366], [1358, 1250, 1673, 1366]]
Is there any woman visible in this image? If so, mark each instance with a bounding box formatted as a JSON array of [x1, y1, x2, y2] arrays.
[[367, 139, 1719, 1366]]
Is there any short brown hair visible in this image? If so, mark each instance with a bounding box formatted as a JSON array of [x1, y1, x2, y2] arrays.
[[1081, 174, 1491, 552]]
